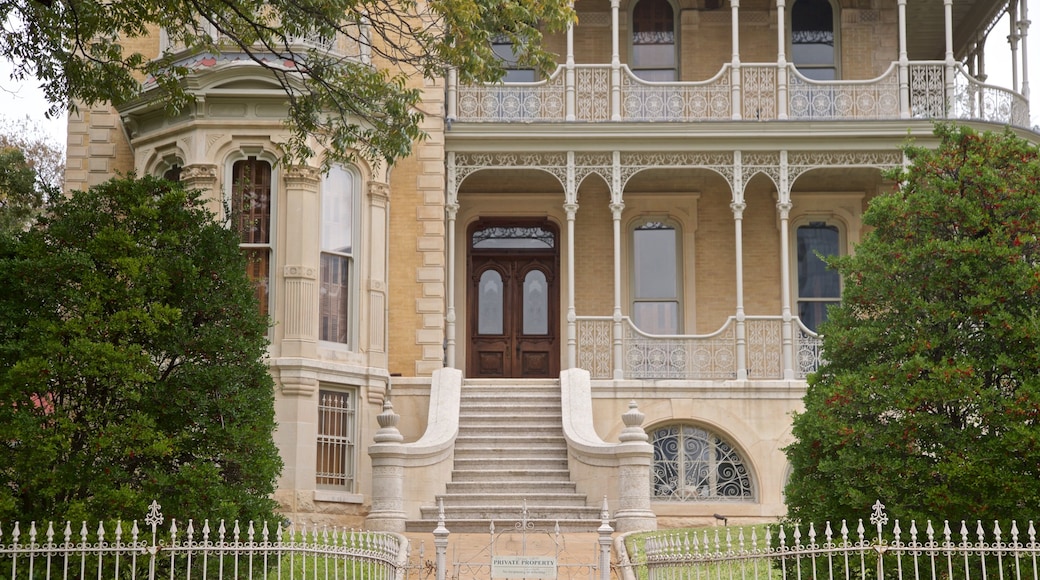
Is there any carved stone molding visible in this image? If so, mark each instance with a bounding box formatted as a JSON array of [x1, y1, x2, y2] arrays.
[[284, 265, 318, 279], [367, 181, 391, 201], [283, 165, 321, 187]]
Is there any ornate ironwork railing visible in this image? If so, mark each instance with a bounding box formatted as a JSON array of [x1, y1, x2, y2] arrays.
[[575, 315, 822, 381], [451, 61, 1031, 128]]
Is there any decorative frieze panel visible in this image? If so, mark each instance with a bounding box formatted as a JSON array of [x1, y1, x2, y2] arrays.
[[788, 65, 900, 120], [620, 69, 732, 122]]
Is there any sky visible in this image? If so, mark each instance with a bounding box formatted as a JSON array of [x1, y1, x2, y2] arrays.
[[0, 17, 1037, 151]]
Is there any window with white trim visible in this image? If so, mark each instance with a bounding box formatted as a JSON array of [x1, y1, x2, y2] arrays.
[[631, 220, 682, 334], [650, 424, 755, 502], [492, 35, 536, 82], [231, 157, 273, 317], [320, 166, 355, 345], [631, 0, 677, 81], [791, 0, 838, 80], [316, 389, 356, 490], [796, 221, 842, 332]]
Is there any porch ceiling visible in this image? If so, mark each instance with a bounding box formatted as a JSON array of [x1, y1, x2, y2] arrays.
[[907, 0, 1008, 61]]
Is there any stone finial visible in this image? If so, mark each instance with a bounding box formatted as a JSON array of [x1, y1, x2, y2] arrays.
[[373, 399, 404, 443], [619, 400, 648, 442]]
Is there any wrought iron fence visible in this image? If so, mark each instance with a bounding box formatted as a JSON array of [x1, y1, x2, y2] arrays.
[[0, 501, 408, 579], [619, 501, 1040, 580]]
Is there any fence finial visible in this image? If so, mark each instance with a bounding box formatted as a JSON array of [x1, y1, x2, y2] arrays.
[[870, 500, 888, 538]]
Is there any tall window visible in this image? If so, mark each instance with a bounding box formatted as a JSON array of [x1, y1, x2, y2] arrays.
[[791, 0, 837, 80], [632, 221, 681, 334], [231, 157, 273, 317], [492, 35, 536, 82], [316, 389, 356, 490], [320, 166, 354, 344], [650, 424, 754, 502], [796, 221, 841, 332], [631, 0, 677, 81]]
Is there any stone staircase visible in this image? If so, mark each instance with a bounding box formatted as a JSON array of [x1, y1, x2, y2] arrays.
[[406, 379, 603, 532]]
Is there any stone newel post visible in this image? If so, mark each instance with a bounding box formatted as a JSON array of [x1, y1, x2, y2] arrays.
[[365, 400, 407, 532], [613, 401, 657, 532]]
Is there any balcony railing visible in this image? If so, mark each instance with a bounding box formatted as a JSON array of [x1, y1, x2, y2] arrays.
[[576, 315, 822, 381], [450, 61, 1030, 128]]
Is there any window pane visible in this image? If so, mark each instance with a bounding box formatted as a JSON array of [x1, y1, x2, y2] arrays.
[[232, 158, 272, 245], [317, 390, 355, 489], [797, 223, 840, 298], [633, 302, 679, 335], [798, 300, 839, 333], [523, 270, 548, 335], [634, 225, 678, 299], [320, 254, 350, 343], [632, 0, 676, 78], [792, 0, 835, 73], [322, 166, 353, 254], [478, 270, 504, 335], [242, 248, 270, 318]]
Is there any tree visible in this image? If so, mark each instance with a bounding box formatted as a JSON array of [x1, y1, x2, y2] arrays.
[[0, 175, 282, 524], [4, 0, 572, 165], [785, 125, 1040, 526], [0, 117, 64, 233]]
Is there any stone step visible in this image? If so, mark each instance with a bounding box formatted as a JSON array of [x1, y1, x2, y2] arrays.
[[435, 493, 589, 508], [418, 504, 602, 522], [455, 434, 566, 446], [450, 468, 574, 482], [452, 448, 569, 461], [404, 518, 605, 534], [445, 481, 578, 494], [458, 420, 563, 430], [452, 458, 570, 473]]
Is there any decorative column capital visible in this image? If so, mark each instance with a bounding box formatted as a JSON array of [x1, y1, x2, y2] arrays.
[[180, 163, 219, 189], [609, 201, 625, 219], [367, 180, 391, 201], [446, 202, 459, 220], [564, 202, 579, 219], [776, 201, 792, 218], [283, 165, 320, 188], [730, 201, 747, 217]]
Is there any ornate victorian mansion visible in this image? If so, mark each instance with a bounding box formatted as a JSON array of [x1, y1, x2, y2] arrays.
[[65, 0, 1037, 531]]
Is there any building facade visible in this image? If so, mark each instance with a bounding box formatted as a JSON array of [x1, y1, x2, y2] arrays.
[[65, 0, 1037, 530]]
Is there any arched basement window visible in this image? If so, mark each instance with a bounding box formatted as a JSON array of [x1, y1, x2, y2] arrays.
[[650, 424, 755, 502]]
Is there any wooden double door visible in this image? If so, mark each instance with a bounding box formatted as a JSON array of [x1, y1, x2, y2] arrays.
[[467, 220, 559, 379]]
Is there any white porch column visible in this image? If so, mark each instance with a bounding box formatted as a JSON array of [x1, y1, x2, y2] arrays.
[[1021, 0, 1031, 101], [445, 153, 459, 369], [731, 151, 747, 381], [944, 0, 955, 101], [565, 152, 579, 368], [566, 2, 576, 121], [776, 0, 789, 120], [898, 0, 910, 118], [1010, 2, 1020, 91], [730, 0, 742, 120], [777, 151, 795, 380], [611, 151, 625, 380], [611, 0, 622, 121], [446, 68, 457, 122]]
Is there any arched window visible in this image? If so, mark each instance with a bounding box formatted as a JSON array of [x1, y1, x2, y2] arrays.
[[791, 0, 837, 80], [650, 424, 755, 502], [320, 165, 356, 345], [796, 221, 842, 332], [631, 0, 677, 81], [231, 156, 273, 317], [631, 220, 681, 334]]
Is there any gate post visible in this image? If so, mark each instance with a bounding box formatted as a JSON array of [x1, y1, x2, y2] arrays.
[[614, 402, 657, 532], [598, 498, 614, 580], [433, 499, 450, 580], [366, 400, 408, 532]]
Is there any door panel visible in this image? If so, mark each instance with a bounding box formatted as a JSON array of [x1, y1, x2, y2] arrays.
[[468, 221, 559, 379]]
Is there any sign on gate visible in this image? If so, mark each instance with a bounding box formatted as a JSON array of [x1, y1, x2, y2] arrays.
[[491, 556, 558, 579]]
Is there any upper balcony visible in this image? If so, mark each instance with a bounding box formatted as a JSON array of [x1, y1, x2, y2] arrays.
[[446, 0, 1032, 130], [448, 61, 1029, 126]]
